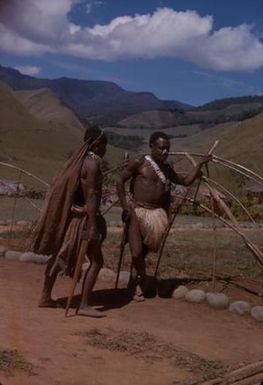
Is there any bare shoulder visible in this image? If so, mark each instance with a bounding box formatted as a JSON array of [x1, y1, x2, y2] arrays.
[[81, 154, 101, 176], [119, 155, 145, 181], [127, 155, 145, 171]]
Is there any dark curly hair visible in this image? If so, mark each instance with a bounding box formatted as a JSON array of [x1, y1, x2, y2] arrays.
[[84, 126, 107, 144], [149, 131, 169, 145]]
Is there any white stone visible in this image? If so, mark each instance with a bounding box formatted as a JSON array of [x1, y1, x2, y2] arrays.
[[19, 252, 50, 264], [206, 292, 229, 309], [229, 301, 251, 315], [251, 306, 263, 321], [5, 250, 22, 260], [98, 268, 116, 282], [185, 289, 206, 303], [0, 246, 7, 257], [172, 285, 189, 299]]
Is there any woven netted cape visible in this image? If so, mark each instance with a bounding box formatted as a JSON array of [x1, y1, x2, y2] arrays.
[[30, 141, 91, 256]]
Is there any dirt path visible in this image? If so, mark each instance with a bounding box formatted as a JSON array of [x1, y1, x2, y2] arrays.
[[0, 257, 262, 385]]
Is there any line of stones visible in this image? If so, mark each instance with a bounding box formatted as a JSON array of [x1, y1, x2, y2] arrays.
[[0, 219, 263, 229]]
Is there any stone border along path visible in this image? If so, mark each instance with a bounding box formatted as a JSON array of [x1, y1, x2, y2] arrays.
[[172, 285, 263, 322], [0, 219, 263, 229], [1, 246, 263, 322]]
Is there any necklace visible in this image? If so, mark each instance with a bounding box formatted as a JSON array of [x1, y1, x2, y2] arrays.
[[145, 155, 170, 191], [87, 151, 102, 167]]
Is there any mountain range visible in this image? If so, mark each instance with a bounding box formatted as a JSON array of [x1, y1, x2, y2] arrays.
[[0, 64, 189, 125], [0, 63, 262, 191], [1, 64, 262, 129]]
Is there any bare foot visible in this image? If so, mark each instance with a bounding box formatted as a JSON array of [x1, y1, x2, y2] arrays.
[[77, 306, 105, 318], [38, 299, 62, 308], [133, 294, 145, 302]]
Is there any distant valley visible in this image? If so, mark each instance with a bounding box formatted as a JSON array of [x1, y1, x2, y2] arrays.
[[0, 64, 262, 191]]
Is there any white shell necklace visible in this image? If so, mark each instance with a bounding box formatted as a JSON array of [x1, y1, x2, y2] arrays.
[[87, 151, 102, 167], [145, 155, 167, 184]]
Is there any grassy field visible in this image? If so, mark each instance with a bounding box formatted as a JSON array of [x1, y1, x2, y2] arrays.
[[104, 227, 263, 280], [2, 222, 262, 281], [1, 194, 262, 280], [1, 82, 263, 192], [0, 197, 251, 226]]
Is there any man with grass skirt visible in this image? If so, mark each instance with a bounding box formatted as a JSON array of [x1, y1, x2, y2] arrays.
[[117, 131, 211, 301], [31, 127, 107, 318]]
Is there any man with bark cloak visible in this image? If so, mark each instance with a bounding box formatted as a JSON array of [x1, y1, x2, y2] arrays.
[[31, 127, 107, 318], [117, 131, 211, 301]]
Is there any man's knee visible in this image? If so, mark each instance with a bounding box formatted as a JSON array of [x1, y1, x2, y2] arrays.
[[93, 252, 104, 268], [132, 253, 142, 261], [132, 255, 146, 270]]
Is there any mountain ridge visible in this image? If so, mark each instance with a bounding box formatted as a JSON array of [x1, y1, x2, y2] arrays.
[[0, 64, 189, 124]]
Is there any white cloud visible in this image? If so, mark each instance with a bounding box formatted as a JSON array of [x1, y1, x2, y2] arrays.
[[0, 24, 51, 55], [14, 65, 41, 76], [0, 1, 263, 71]]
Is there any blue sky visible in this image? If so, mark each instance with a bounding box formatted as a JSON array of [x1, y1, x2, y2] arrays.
[[0, 0, 262, 106]]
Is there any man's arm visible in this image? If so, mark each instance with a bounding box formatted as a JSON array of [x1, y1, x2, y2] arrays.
[[168, 155, 211, 186], [116, 157, 142, 220], [83, 159, 101, 241]]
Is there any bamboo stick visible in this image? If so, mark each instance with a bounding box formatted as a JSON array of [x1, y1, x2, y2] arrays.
[[205, 177, 255, 223], [214, 155, 263, 184], [200, 361, 263, 385], [9, 170, 22, 236], [204, 182, 238, 225], [154, 141, 219, 277], [168, 152, 263, 185], [0, 161, 49, 187], [226, 362, 263, 384], [210, 194, 217, 290], [101, 198, 119, 216], [183, 149, 238, 225], [212, 160, 263, 187], [181, 195, 263, 268]]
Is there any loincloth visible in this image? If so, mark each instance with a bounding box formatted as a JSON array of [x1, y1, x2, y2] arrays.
[[134, 206, 168, 252], [47, 208, 106, 278]]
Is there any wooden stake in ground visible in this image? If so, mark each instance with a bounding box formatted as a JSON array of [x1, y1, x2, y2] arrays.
[[154, 188, 189, 278], [114, 151, 130, 289], [9, 170, 22, 237], [210, 194, 217, 290], [154, 140, 219, 278], [183, 196, 263, 269], [200, 360, 263, 385], [115, 219, 129, 289], [65, 239, 89, 317]]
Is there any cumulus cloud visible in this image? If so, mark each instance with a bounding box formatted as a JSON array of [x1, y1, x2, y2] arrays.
[[0, 1, 263, 71], [14, 65, 41, 76]]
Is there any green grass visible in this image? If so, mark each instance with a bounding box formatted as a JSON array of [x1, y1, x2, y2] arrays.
[[1, 82, 262, 193], [103, 228, 263, 279], [0, 196, 42, 222], [0, 349, 36, 376], [77, 328, 227, 382], [169, 114, 263, 190]]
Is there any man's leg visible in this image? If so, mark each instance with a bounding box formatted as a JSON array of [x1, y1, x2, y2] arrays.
[[77, 243, 105, 317], [39, 258, 62, 307], [128, 214, 147, 301]]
